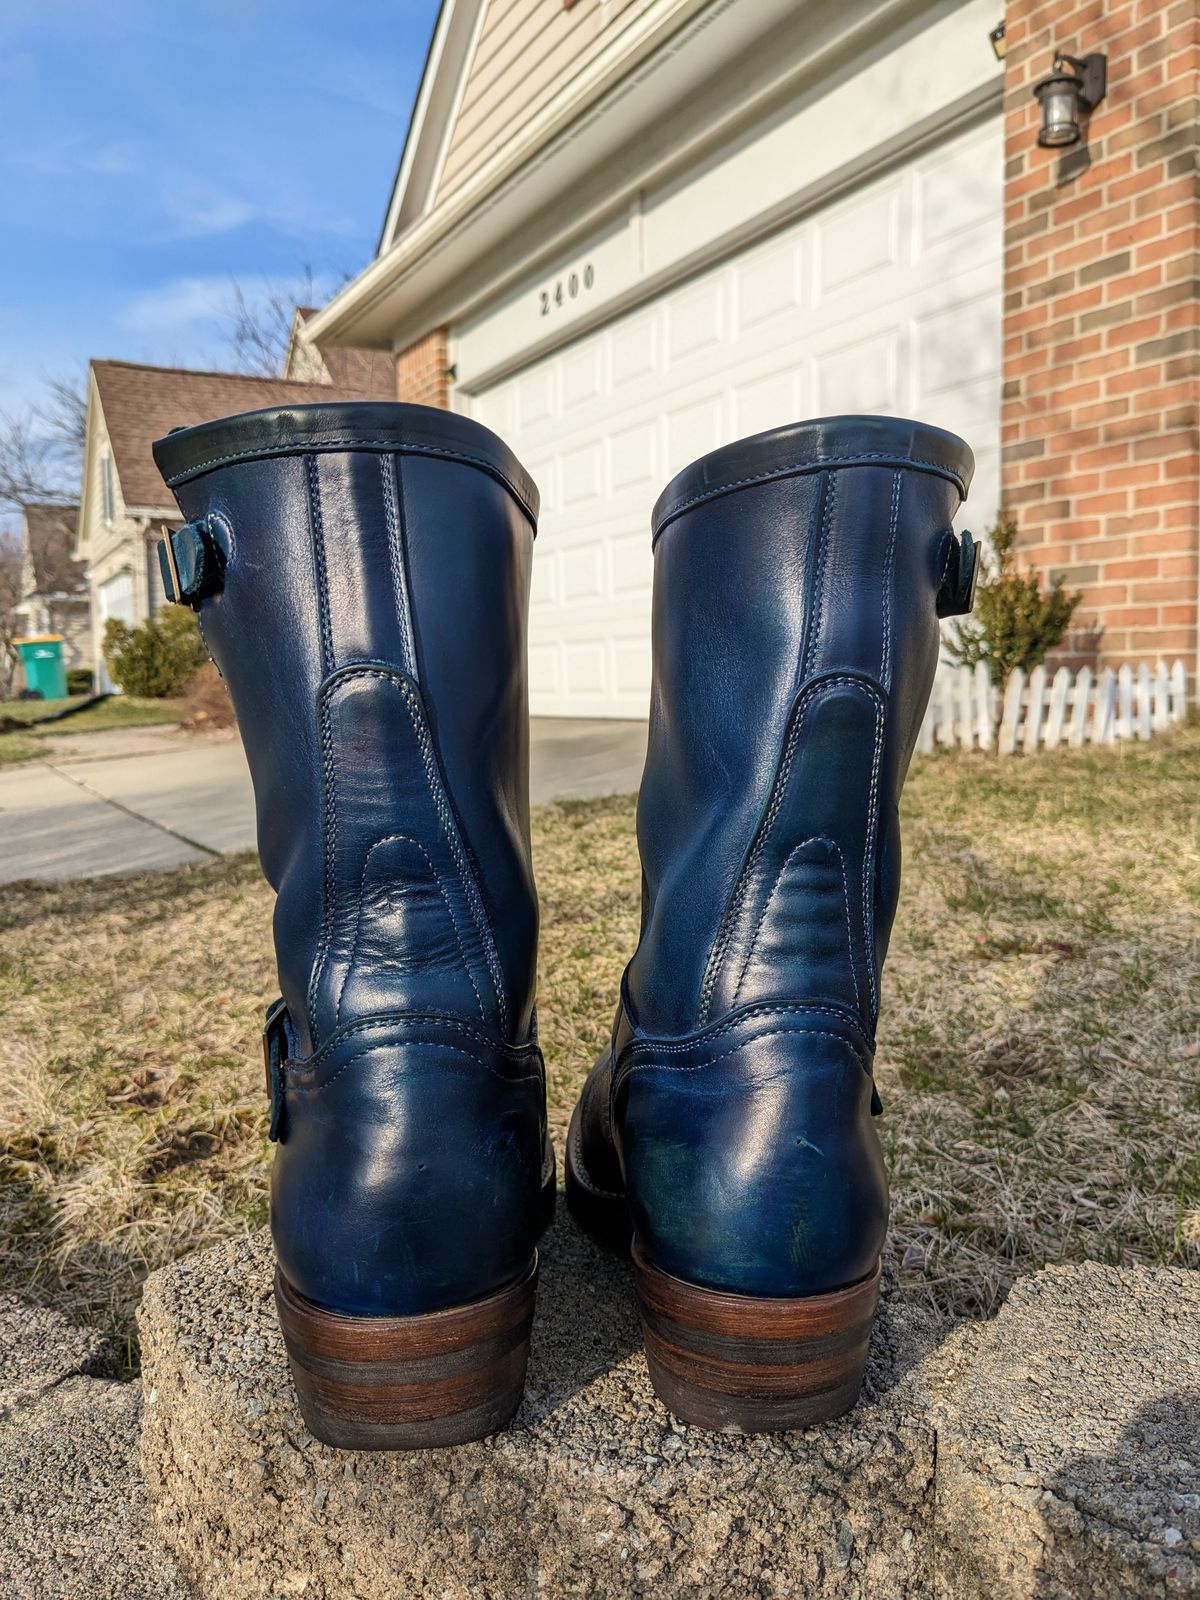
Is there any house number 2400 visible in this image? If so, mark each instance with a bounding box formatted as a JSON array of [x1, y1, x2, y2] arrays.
[[538, 264, 595, 316]]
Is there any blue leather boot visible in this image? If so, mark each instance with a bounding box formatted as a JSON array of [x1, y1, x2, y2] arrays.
[[153, 403, 553, 1449], [566, 415, 977, 1430]]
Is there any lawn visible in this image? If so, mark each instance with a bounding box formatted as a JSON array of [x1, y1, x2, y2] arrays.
[[0, 695, 186, 765], [0, 727, 1197, 1368]]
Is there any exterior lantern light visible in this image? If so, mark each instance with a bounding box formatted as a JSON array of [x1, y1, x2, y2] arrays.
[[1033, 52, 1107, 148], [988, 23, 1006, 62]]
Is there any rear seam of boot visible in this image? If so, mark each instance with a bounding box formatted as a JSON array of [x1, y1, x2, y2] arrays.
[[307, 663, 510, 1049], [292, 1038, 545, 1097], [381, 452, 419, 681], [728, 835, 859, 1015], [335, 832, 488, 1027], [880, 468, 903, 692], [697, 673, 885, 1027], [800, 471, 836, 679], [306, 450, 336, 1035], [295, 1008, 539, 1070]]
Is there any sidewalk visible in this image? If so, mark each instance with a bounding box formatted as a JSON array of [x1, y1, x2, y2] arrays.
[[0, 720, 647, 883]]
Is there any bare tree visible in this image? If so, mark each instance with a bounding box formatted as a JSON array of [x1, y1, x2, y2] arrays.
[[0, 384, 84, 698], [0, 409, 75, 515], [39, 372, 89, 458], [224, 266, 318, 377], [0, 528, 25, 697]]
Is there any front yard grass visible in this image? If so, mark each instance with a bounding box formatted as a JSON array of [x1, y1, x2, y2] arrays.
[[0, 726, 1197, 1365], [0, 696, 186, 765]]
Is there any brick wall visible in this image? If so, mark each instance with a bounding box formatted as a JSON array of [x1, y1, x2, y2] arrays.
[[1001, 0, 1199, 677], [395, 327, 450, 409]]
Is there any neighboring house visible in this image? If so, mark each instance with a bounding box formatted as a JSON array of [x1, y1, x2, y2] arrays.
[[306, 0, 1198, 716], [75, 333, 395, 690], [13, 502, 93, 680]]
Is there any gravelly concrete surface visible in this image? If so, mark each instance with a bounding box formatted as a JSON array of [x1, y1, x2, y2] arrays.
[[137, 1220, 1200, 1599], [138, 1215, 945, 1599], [0, 1298, 189, 1599], [930, 1261, 1200, 1598], [2, 1238, 1195, 1597]]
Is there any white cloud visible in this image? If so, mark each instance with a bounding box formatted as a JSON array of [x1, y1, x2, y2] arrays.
[[118, 270, 339, 346], [161, 186, 258, 239], [119, 276, 232, 336]]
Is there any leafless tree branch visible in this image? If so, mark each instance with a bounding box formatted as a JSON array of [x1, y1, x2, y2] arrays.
[[223, 266, 318, 377]]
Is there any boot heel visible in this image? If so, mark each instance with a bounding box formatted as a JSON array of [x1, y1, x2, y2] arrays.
[[632, 1241, 880, 1432], [274, 1256, 537, 1451]]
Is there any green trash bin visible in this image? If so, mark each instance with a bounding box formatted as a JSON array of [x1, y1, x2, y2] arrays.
[[14, 635, 68, 701]]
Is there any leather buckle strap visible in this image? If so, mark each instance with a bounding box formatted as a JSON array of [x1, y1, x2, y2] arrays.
[[158, 517, 228, 607], [936, 528, 979, 618], [263, 998, 289, 1143]]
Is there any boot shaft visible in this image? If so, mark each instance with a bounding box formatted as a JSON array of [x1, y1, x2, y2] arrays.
[[628, 416, 975, 1040], [153, 403, 541, 1056]]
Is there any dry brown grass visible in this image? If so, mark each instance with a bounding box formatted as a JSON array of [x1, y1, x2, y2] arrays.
[[1, 727, 1197, 1364]]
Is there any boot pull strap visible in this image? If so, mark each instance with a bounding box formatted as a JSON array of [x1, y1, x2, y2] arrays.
[[936, 528, 979, 618], [158, 516, 228, 607]]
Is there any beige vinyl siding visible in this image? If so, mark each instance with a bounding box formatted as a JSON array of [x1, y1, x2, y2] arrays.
[[435, 0, 655, 204]]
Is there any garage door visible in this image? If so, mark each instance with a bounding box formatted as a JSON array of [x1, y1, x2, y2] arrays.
[[466, 119, 1002, 719], [98, 570, 136, 694]]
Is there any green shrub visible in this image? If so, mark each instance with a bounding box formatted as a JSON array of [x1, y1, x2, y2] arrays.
[[66, 667, 94, 697], [945, 514, 1081, 688], [102, 608, 207, 698]]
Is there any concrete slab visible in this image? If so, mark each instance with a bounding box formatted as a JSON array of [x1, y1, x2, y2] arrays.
[[530, 718, 646, 802], [137, 1231, 1200, 1600], [0, 719, 646, 883], [0, 760, 211, 882], [56, 740, 257, 855], [38, 726, 197, 765]]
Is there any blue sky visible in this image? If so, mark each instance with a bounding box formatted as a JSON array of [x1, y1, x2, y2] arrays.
[[0, 0, 439, 420]]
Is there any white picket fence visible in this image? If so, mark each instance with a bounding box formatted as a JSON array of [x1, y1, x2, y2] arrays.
[[917, 659, 1191, 756]]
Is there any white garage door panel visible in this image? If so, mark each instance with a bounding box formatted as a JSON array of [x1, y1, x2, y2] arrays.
[[467, 120, 1002, 718]]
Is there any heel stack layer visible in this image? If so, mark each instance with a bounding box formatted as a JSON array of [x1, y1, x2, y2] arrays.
[[632, 1241, 880, 1432], [274, 1256, 537, 1450]]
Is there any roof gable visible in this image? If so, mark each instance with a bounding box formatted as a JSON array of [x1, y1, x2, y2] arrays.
[[378, 0, 487, 251], [21, 503, 86, 596], [378, 0, 663, 252], [90, 357, 394, 512]]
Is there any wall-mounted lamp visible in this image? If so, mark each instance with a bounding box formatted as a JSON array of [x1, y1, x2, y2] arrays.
[[988, 22, 1006, 62], [1033, 52, 1107, 148]]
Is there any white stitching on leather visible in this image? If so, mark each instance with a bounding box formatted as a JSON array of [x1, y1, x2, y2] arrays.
[[881, 470, 902, 691], [652, 451, 967, 540], [862, 695, 885, 1019], [299, 1039, 543, 1096], [162, 437, 538, 527], [698, 674, 876, 1024], [311, 666, 510, 1044], [307, 455, 336, 1035], [728, 836, 861, 1015], [803, 471, 836, 679], [619, 1025, 870, 1080], [621, 1002, 870, 1057], [296, 1010, 540, 1071], [381, 453, 416, 681], [335, 832, 486, 1026]]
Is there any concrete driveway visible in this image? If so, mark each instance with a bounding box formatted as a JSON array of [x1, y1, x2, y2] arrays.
[[0, 719, 647, 883]]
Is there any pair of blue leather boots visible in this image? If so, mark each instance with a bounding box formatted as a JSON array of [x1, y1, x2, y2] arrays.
[[154, 402, 976, 1450]]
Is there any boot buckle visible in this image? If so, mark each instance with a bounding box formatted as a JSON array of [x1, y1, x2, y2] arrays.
[[158, 517, 229, 607], [263, 998, 289, 1142], [936, 528, 979, 618]]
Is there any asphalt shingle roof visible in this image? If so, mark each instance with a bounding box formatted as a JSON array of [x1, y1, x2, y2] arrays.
[[92, 356, 395, 511], [22, 502, 86, 595]]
